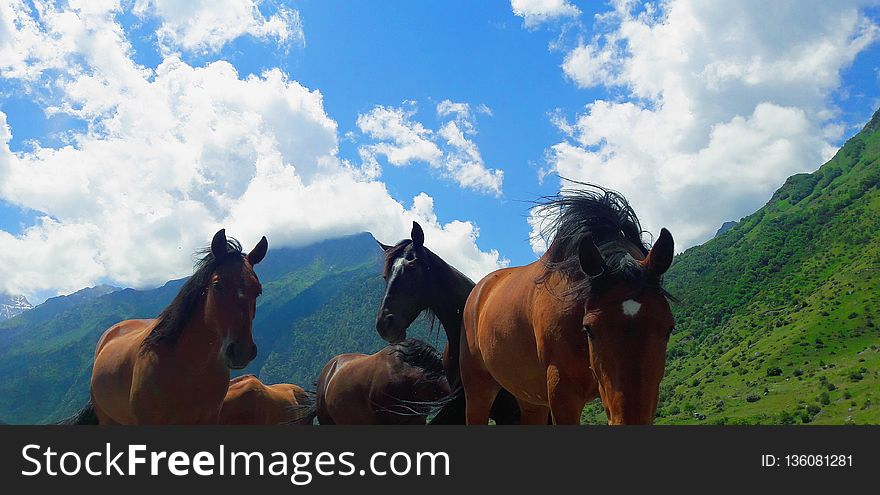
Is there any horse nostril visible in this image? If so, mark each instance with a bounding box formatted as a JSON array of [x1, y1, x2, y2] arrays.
[[225, 344, 236, 360]]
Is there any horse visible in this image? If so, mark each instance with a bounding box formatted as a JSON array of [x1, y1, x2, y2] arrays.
[[375, 222, 522, 424], [460, 183, 675, 424], [219, 374, 316, 425], [76, 229, 267, 424], [315, 339, 451, 425]]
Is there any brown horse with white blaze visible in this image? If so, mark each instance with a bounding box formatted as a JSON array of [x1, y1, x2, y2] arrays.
[[83, 229, 267, 424], [460, 183, 675, 425]]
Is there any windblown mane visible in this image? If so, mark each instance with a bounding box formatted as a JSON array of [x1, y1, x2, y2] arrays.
[[386, 338, 446, 381], [140, 237, 245, 353], [532, 180, 668, 301]]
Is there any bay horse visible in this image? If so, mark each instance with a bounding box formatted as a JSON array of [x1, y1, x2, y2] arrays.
[[375, 222, 522, 424], [460, 183, 675, 424], [82, 229, 267, 424], [219, 375, 316, 425], [315, 339, 450, 425]]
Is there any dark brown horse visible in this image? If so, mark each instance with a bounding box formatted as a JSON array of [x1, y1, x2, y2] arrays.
[[460, 183, 675, 424], [78, 230, 267, 424], [315, 339, 450, 425], [219, 374, 315, 425], [375, 222, 522, 424]]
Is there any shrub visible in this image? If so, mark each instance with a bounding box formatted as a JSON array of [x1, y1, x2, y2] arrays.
[[766, 366, 783, 377]]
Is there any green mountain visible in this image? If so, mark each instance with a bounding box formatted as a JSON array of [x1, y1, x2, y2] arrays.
[[0, 233, 437, 424], [582, 109, 880, 425]]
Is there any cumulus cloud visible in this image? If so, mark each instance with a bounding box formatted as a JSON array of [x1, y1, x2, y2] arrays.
[[357, 100, 504, 196], [532, 0, 879, 253], [510, 0, 581, 29], [132, 0, 304, 55], [0, 1, 505, 300]]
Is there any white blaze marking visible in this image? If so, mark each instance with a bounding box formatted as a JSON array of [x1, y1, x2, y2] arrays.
[[621, 299, 642, 317]]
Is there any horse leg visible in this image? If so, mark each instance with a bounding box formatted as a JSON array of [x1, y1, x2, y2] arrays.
[[516, 398, 550, 425], [93, 401, 120, 425], [465, 382, 499, 425], [547, 366, 588, 425], [462, 368, 501, 425]]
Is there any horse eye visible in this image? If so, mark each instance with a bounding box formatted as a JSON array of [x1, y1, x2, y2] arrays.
[[583, 325, 594, 339], [213, 282, 224, 292]]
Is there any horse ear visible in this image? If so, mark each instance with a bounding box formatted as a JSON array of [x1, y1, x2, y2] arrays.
[[642, 228, 674, 275], [376, 239, 393, 252], [247, 236, 268, 266], [411, 221, 425, 248], [211, 229, 227, 260], [578, 234, 604, 277]]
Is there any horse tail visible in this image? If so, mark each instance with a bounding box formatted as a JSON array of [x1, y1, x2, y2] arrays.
[[56, 400, 99, 425], [285, 390, 317, 425]]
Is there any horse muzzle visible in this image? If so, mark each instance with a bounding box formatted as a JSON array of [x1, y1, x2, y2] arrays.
[[376, 312, 406, 343], [224, 342, 257, 369]]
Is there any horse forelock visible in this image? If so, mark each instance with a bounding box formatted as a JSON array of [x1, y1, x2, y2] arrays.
[[382, 240, 412, 278], [533, 180, 673, 303]]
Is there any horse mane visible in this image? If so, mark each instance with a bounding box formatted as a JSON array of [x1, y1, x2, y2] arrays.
[[386, 338, 446, 380], [140, 237, 245, 353], [532, 180, 667, 301]]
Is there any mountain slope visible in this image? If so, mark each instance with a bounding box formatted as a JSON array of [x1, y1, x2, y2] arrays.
[[0, 233, 436, 424], [582, 109, 880, 425]]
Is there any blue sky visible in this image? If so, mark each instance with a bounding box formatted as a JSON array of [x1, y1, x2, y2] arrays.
[[1, 0, 879, 302]]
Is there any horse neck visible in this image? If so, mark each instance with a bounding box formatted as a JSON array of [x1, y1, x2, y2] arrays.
[[427, 256, 474, 381]]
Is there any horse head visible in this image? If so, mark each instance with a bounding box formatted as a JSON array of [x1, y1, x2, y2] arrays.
[[205, 229, 267, 369], [578, 228, 675, 424], [375, 221, 433, 343]]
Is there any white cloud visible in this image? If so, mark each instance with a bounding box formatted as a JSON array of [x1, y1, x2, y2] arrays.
[[0, 1, 505, 301], [356, 103, 442, 166], [357, 100, 504, 196], [533, 0, 879, 253], [132, 0, 304, 55], [510, 0, 581, 29]]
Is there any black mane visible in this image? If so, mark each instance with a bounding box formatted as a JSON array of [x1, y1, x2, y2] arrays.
[[140, 237, 245, 352], [532, 180, 667, 301], [386, 338, 446, 380]]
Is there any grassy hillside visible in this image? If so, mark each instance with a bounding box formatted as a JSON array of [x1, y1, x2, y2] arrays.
[[582, 109, 880, 425], [0, 233, 437, 424]]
